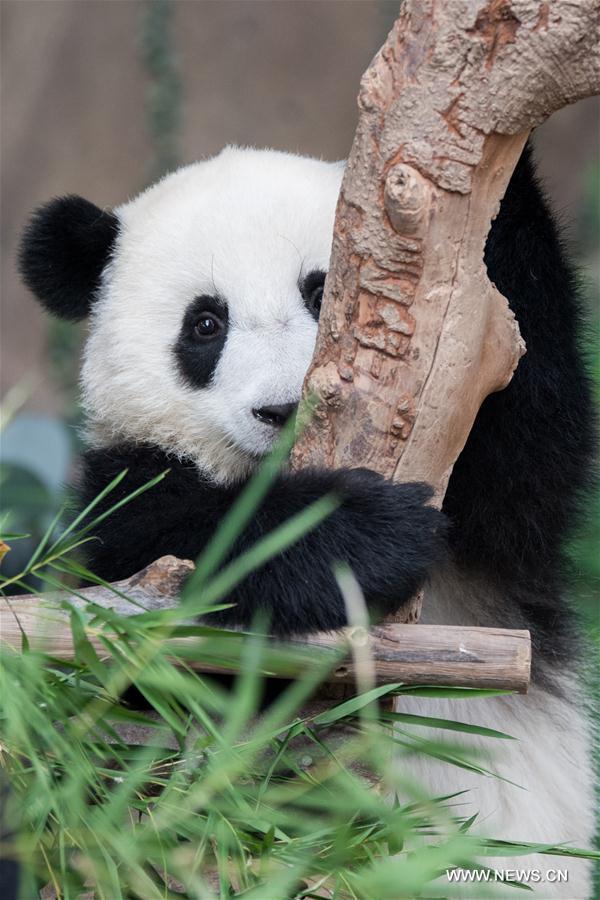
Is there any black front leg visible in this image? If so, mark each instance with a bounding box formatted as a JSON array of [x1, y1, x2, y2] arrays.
[[199, 468, 446, 635], [81, 447, 447, 637]]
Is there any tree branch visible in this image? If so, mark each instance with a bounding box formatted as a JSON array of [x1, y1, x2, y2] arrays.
[[290, 0, 598, 626], [291, 0, 598, 497], [0, 556, 531, 692]]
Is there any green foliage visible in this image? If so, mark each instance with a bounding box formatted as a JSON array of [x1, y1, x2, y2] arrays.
[[577, 159, 600, 257], [1, 441, 597, 898], [140, 0, 182, 182]]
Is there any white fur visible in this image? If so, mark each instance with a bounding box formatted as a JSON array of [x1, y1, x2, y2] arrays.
[[405, 566, 595, 897], [82, 146, 344, 483], [82, 147, 595, 894]]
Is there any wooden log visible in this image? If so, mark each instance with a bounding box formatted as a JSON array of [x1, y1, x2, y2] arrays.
[[0, 556, 531, 692]]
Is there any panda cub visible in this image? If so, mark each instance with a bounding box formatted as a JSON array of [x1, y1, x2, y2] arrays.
[[20, 145, 595, 895]]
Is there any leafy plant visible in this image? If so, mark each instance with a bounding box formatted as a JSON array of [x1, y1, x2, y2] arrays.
[[1, 431, 597, 898]]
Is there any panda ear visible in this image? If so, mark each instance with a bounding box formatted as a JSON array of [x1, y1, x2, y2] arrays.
[[18, 195, 119, 321]]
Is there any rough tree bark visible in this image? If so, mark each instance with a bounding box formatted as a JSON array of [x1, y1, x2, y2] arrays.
[[291, 0, 599, 624]]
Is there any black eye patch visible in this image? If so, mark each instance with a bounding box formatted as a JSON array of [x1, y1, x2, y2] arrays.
[[300, 269, 326, 321], [173, 295, 229, 390]]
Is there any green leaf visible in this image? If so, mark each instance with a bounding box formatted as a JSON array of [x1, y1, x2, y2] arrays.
[[180, 493, 339, 618], [183, 415, 300, 598], [46, 468, 129, 554], [382, 711, 516, 740], [69, 607, 107, 684], [312, 684, 404, 725]]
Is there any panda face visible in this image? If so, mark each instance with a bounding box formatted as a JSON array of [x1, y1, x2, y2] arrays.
[[80, 147, 344, 484]]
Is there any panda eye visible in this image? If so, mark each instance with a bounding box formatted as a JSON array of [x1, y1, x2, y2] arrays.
[[308, 285, 324, 316], [301, 270, 327, 321], [194, 313, 222, 338]]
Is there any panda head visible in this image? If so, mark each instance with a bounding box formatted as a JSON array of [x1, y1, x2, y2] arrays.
[[19, 147, 344, 484]]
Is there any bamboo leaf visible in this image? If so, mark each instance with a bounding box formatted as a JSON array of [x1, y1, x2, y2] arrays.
[[312, 684, 404, 725]]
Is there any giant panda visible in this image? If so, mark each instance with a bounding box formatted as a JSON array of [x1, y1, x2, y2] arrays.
[[19, 145, 595, 896]]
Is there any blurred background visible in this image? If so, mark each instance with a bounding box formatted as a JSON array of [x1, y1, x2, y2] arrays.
[[1, 1, 598, 615]]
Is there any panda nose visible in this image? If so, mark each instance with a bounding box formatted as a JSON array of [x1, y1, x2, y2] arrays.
[[252, 403, 298, 427]]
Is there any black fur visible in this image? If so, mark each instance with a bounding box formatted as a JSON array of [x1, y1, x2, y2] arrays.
[[18, 195, 119, 320], [443, 145, 595, 666], [79, 447, 446, 635], [299, 269, 326, 321], [173, 295, 229, 389]]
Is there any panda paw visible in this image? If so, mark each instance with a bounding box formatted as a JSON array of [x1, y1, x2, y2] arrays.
[[326, 468, 447, 616]]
